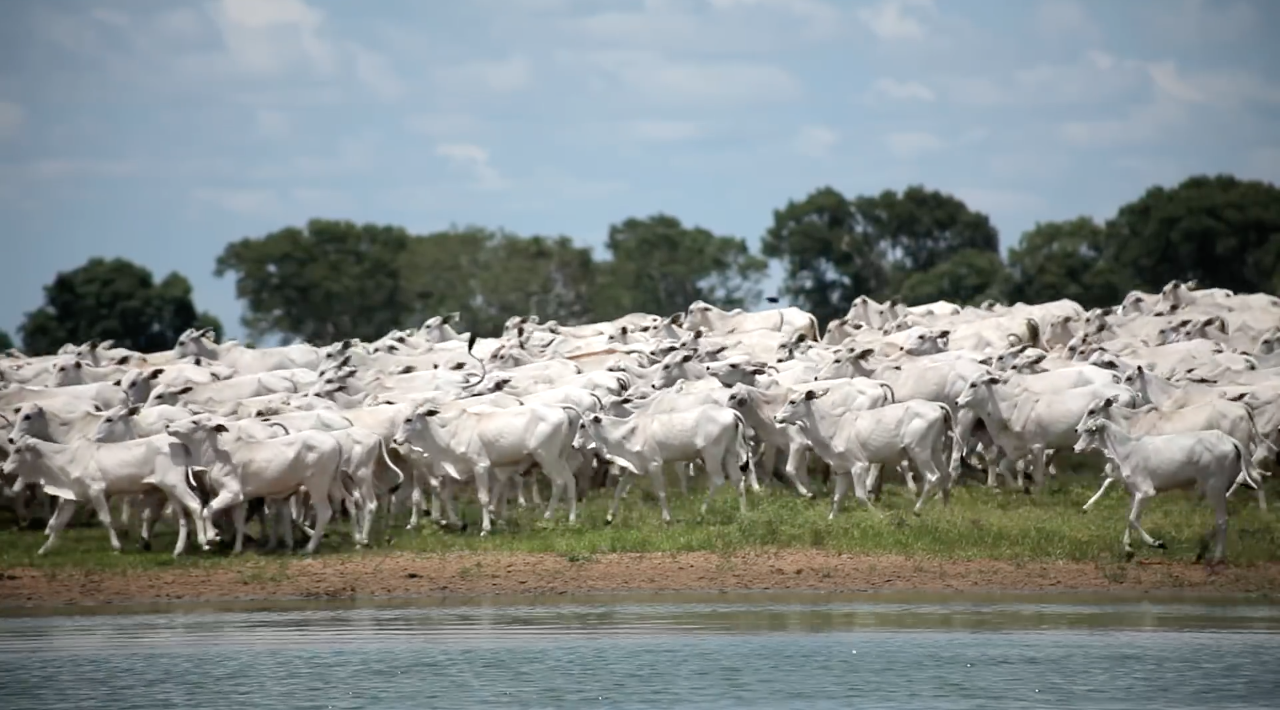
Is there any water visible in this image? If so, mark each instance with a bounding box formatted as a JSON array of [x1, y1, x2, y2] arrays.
[[2, 592, 1277, 709]]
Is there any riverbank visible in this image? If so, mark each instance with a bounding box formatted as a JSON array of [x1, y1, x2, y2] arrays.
[[3, 550, 1279, 607], [3, 482, 1279, 607]]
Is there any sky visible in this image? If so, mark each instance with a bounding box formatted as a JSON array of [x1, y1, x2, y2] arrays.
[[2, 0, 1278, 343]]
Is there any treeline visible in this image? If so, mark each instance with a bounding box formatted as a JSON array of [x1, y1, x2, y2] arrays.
[[9, 173, 1280, 354]]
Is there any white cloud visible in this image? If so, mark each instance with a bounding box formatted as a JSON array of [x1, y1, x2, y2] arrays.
[[1144, 0, 1260, 46], [946, 51, 1148, 106], [255, 109, 290, 138], [794, 125, 840, 157], [621, 120, 704, 142], [90, 8, 130, 27], [885, 131, 944, 158], [22, 159, 139, 179], [868, 78, 935, 102], [0, 102, 25, 140], [857, 0, 935, 41], [1147, 62, 1280, 106], [1060, 100, 1190, 147], [436, 143, 507, 190], [349, 44, 405, 100], [572, 51, 801, 105], [952, 187, 1047, 216], [192, 187, 280, 215], [208, 0, 337, 77], [405, 113, 482, 138], [437, 56, 532, 94], [1034, 0, 1101, 41]]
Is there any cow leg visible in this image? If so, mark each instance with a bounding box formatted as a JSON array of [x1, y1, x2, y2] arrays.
[[829, 471, 850, 519], [474, 467, 494, 536], [850, 463, 876, 512], [45, 497, 73, 536], [1205, 492, 1230, 564], [700, 461, 725, 516], [301, 489, 331, 555], [165, 482, 208, 553], [203, 489, 242, 550], [1122, 490, 1160, 556], [88, 488, 123, 553], [649, 466, 672, 523], [1082, 471, 1116, 512], [529, 473, 544, 506], [782, 444, 814, 499], [898, 463, 917, 495], [280, 501, 295, 552], [37, 499, 78, 556], [407, 479, 425, 529], [137, 490, 167, 552], [606, 474, 633, 524]]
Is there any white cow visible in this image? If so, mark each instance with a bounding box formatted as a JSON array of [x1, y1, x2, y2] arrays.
[[772, 388, 953, 517], [164, 415, 342, 554], [392, 402, 582, 535], [2, 434, 209, 556], [685, 300, 820, 340], [955, 373, 1138, 490], [1073, 417, 1257, 563], [581, 404, 751, 524]]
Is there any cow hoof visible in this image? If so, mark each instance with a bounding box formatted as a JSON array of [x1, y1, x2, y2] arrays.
[[805, 493, 816, 501], [1080, 507, 1089, 514], [139, 539, 152, 552], [604, 517, 613, 526], [1153, 540, 1167, 550], [1123, 549, 1135, 562]]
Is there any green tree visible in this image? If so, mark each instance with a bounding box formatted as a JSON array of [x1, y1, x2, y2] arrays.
[[1006, 217, 1121, 308], [18, 257, 222, 356], [764, 185, 1001, 324], [215, 219, 416, 343], [1103, 174, 1280, 296], [0, 328, 14, 352], [399, 227, 597, 337], [897, 249, 1011, 306], [594, 214, 766, 318]]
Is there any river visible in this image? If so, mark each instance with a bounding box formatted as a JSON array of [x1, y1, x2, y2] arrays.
[[1, 591, 1276, 709]]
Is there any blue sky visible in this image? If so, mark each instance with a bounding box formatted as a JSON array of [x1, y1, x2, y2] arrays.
[[2, 0, 1278, 342]]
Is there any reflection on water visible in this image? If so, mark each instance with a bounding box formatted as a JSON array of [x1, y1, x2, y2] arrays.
[[1, 593, 1277, 709]]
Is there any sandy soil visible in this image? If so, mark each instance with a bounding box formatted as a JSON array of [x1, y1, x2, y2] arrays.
[[3, 552, 1279, 608]]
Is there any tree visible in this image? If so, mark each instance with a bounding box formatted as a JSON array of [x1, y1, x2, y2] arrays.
[[0, 328, 14, 352], [215, 219, 416, 344], [18, 257, 222, 356], [897, 249, 1011, 307], [764, 185, 1001, 324], [1103, 174, 1280, 296], [595, 214, 766, 318], [1005, 217, 1121, 308]]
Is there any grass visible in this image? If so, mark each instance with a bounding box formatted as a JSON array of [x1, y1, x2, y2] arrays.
[[2, 468, 1279, 573]]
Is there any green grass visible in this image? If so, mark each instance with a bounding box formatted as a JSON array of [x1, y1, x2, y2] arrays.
[[3, 471, 1279, 572]]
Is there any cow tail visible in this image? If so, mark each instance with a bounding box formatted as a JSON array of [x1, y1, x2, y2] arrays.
[[376, 436, 406, 495], [732, 410, 752, 474], [880, 382, 896, 404]]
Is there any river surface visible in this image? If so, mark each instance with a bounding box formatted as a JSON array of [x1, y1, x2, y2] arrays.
[[1, 592, 1277, 709]]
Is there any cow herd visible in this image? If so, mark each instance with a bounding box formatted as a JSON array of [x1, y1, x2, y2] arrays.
[[3, 283, 1279, 563]]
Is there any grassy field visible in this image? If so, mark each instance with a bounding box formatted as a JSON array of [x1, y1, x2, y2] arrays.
[[2, 470, 1278, 573]]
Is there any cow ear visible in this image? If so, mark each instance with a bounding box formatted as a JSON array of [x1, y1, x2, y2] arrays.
[[213, 423, 229, 433], [589, 413, 603, 423], [1103, 395, 1117, 407], [804, 389, 819, 400], [176, 385, 194, 395], [680, 352, 694, 363], [73, 361, 83, 369], [149, 368, 165, 380]]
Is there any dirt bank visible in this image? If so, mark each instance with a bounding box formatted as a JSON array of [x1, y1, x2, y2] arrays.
[[3, 552, 1278, 608]]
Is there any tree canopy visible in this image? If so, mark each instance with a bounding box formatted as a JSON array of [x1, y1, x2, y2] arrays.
[[9, 173, 1277, 350], [18, 257, 222, 356], [0, 329, 14, 352]]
